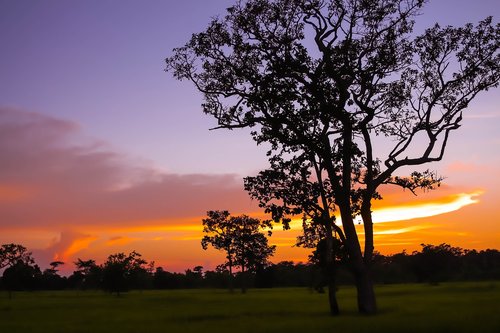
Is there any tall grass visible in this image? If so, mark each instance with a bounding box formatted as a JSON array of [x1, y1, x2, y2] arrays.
[[0, 281, 498, 333]]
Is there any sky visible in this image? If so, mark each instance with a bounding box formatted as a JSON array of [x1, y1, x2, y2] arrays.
[[0, 0, 499, 274]]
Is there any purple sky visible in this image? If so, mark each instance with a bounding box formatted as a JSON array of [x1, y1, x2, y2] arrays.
[[0, 0, 496, 176], [0, 0, 499, 271]]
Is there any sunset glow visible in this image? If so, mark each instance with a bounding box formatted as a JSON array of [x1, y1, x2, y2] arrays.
[[369, 191, 482, 224], [0, 0, 499, 274]]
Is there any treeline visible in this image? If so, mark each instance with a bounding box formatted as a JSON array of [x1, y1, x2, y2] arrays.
[[1, 243, 499, 295]]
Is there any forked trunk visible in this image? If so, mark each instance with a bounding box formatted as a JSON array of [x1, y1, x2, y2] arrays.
[[339, 204, 377, 314]]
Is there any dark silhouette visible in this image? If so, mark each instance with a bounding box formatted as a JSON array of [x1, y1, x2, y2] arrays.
[[166, 0, 500, 314], [101, 251, 149, 296], [41, 261, 66, 290], [0, 243, 39, 298], [70, 259, 103, 290], [201, 210, 276, 293], [0, 243, 35, 269], [2, 260, 41, 298], [411, 243, 464, 284], [245, 153, 346, 314], [1, 242, 499, 294]]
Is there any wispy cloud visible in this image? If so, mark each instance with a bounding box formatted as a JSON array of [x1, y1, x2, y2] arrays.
[[0, 107, 257, 230], [370, 191, 481, 223]]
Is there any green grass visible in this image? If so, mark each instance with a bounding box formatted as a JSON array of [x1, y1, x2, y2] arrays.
[[0, 282, 498, 333]]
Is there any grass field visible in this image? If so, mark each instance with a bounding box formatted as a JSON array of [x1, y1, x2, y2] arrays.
[[0, 281, 498, 333]]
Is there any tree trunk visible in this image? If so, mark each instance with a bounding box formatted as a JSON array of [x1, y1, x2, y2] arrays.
[[353, 263, 376, 314], [240, 264, 247, 294], [324, 217, 340, 315], [326, 264, 339, 315], [228, 260, 234, 293], [339, 205, 377, 314]]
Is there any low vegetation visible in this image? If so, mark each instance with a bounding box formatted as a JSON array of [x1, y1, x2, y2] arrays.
[[0, 282, 498, 333], [1, 243, 499, 294]]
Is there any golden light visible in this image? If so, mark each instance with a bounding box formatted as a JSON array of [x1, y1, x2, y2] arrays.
[[58, 235, 98, 261], [284, 191, 482, 230], [370, 191, 482, 223]]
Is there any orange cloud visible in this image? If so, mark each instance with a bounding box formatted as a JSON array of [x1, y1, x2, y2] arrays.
[[0, 184, 35, 202], [445, 161, 481, 173], [59, 235, 98, 261], [105, 236, 139, 246]]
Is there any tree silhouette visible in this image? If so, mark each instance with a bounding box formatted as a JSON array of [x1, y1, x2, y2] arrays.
[[72, 259, 102, 290], [411, 243, 463, 284], [201, 210, 276, 293], [41, 261, 66, 290], [166, 0, 499, 314], [2, 261, 41, 298], [0, 243, 35, 269], [0, 243, 39, 298], [245, 151, 346, 313], [102, 251, 148, 296]]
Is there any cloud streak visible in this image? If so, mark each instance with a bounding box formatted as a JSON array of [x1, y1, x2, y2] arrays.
[[370, 191, 482, 223]]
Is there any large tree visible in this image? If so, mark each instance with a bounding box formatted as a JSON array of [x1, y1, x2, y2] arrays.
[[201, 210, 276, 293], [166, 0, 499, 314]]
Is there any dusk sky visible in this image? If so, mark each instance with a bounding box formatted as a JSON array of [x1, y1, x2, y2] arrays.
[[0, 0, 499, 273]]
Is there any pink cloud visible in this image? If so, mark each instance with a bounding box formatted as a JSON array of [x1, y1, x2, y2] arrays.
[[0, 107, 257, 231], [31, 230, 97, 271], [445, 161, 485, 173]]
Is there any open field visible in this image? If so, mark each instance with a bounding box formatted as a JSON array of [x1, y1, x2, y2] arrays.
[[0, 282, 498, 333]]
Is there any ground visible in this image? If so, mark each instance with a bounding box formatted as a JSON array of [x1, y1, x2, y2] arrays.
[[0, 282, 498, 333]]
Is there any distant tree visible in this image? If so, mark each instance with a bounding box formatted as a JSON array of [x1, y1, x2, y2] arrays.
[[72, 259, 102, 290], [204, 266, 232, 289], [185, 266, 204, 288], [0, 243, 35, 269], [201, 211, 276, 293], [166, 0, 499, 314], [0, 243, 39, 298], [41, 261, 66, 290], [412, 243, 463, 284], [2, 261, 42, 298], [102, 251, 148, 296], [462, 249, 500, 280], [153, 267, 188, 289]]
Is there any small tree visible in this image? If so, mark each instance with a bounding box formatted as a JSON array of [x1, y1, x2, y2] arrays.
[[201, 210, 276, 293]]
